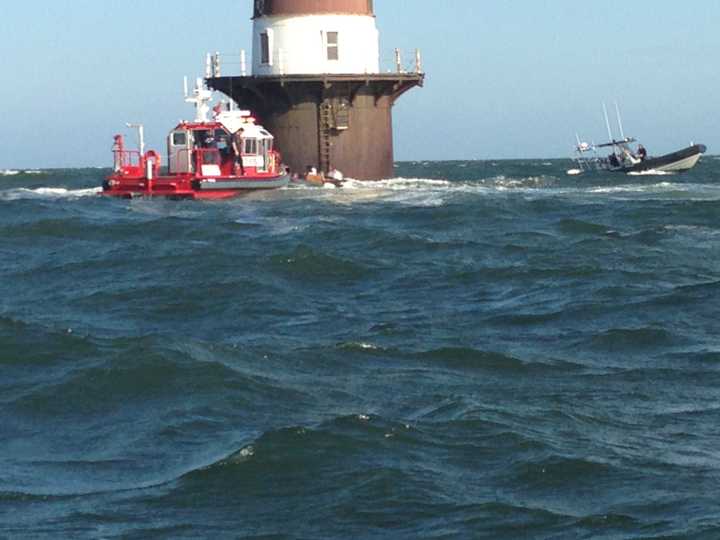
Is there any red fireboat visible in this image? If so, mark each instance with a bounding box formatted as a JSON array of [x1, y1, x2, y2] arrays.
[[103, 79, 289, 199]]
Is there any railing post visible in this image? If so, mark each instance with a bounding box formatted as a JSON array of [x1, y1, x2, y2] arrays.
[[205, 53, 212, 78], [415, 49, 422, 73], [213, 52, 221, 77], [395, 48, 402, 73]]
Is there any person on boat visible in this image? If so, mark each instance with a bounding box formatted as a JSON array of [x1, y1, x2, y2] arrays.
[[203, 131, 217, 149], [199, 131, 219, 166], [608, 153, 620, 168], [622, 147, 640, 165], [637, 144, 647, 161], [232, 128, 245, 176]]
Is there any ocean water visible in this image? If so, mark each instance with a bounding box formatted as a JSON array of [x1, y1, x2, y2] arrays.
[[1, 159, 719, 539]]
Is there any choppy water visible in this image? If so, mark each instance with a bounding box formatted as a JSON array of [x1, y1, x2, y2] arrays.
[[1, 159, 719, 539]]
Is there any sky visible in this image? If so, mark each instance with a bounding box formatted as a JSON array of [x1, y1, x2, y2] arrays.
[[0, 0, 718, 168]]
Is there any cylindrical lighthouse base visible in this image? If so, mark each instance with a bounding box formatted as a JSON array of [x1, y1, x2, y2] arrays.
[[207, 74, 423, 180]]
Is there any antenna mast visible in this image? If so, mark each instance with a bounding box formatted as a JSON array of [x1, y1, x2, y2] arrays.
[[614, 102, 626, 140], [602, 103, 614, 143]]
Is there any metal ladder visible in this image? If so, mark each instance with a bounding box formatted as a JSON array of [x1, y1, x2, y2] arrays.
[[319, 101, 333, 173]]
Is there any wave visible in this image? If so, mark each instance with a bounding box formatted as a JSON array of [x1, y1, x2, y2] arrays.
[[585, 181, 720, 200], [558, 218, 612, 236], [0, 315, 97, 369], [0, 187, 101, 201], [268, 245, 371, 282], [183, 414, 415, 477], [587, 327, 680, 351], [1, 169, 47, 177], [1, 412, 414, 497], [513, 455, 619, 489], [416, 346, 583, 374], [588, 181, 677, 193]]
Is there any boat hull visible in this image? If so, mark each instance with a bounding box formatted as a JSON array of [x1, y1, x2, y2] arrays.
[[621, 144, 706, 173], [102, 173, 290, 200]]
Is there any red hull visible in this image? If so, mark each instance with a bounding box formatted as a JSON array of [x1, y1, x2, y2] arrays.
[[102, 172, 290, 200]]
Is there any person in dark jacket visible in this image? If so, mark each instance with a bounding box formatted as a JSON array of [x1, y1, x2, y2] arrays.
[[232, 128, 245, 175], [637, 144, 647, 161]]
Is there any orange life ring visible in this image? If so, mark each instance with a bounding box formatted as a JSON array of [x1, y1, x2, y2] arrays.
[[144, 150, 161, 175]]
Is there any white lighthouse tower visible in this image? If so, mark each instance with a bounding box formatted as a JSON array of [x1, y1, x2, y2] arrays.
[[252, 0, 380, 75], [207, 0, 424, 180]]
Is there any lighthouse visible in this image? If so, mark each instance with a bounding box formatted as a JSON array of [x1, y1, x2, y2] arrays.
[[206, 0, 424, 180]]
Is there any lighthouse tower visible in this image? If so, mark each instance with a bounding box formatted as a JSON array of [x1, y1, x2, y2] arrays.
[[207, 0, 424, 180]]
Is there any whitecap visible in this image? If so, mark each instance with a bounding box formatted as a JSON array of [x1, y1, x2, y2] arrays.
[[588, 182, 677, 194], [0, 187, 101, 201]]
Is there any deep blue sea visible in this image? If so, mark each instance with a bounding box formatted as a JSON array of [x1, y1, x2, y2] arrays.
[[1, 159, 719, 539]]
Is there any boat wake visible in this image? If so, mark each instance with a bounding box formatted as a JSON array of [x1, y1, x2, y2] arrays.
[[627, 169, 674, 176], [285, 175, 720, 206], [334, 175, 557, 194]]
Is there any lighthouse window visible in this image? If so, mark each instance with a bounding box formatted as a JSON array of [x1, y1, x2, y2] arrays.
[[327, 32, 339, 61], [260, 32, 270, 64]]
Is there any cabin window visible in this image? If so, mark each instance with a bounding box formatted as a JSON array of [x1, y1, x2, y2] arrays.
[[327, 32, 339, 61], [171, 132, 187, 146], [244, 139, 258, 155], [260, 32, 270, 65]]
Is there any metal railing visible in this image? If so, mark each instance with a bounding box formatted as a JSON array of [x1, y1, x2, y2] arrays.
[[112, 149, 141, 172], [205, 48, 423, 78]]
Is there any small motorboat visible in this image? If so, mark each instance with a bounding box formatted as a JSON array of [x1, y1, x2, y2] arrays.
[[568, 103, 707, 175], [103, 79, 289, 199], [573, 139, 706, 175]]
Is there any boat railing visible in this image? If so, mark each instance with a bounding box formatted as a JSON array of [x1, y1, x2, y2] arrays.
[[113, 149, 142, 173]]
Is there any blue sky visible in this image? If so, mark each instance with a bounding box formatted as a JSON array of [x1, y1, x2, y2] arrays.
[[1, 0, 717, 168]]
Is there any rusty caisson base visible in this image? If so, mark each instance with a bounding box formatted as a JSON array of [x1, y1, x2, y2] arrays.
[[207, 73, 423, 180]]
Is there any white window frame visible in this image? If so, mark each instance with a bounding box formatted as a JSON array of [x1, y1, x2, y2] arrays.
[[260, 29, 274, 66], [325, 31, 339, 62]]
